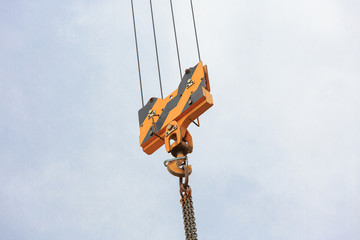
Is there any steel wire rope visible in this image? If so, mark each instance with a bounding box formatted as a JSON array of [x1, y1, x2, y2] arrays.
[[131, 0, 144, 107], [170, 0, 183, 81], [149, 0, 164, 99], [190, 0, 201, 62]]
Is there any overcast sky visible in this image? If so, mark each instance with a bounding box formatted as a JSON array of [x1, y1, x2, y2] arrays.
[[1, 0, 360, 239]]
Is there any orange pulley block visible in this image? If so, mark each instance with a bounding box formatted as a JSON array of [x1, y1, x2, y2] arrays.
[[138, 61, 212, 155]]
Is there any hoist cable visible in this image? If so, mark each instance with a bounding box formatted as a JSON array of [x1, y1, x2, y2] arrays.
[[170, 0, 183, 80], [190, 0, 201, 62], [149, 0, 164, 99], [131, 0, 144, 107]]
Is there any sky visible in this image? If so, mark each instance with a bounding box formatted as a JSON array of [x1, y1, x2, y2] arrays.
[[1, 0, 360, 239]]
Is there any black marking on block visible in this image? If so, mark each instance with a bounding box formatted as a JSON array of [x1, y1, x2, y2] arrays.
[[181, 79, 206, 115], [141, 63, 198, 146]]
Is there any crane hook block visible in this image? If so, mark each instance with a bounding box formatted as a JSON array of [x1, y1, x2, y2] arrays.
[[138, 61, 213, 155]]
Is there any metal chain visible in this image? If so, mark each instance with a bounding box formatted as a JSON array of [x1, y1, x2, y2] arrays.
[[180, 187, 198, 240], [167, 153, 198, 239]]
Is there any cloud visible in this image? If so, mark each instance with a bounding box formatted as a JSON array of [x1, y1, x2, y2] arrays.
[[1, 0, 360, 239]]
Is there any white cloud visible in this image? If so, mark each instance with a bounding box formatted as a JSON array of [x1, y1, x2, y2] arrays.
[[1, 0, 360, 239]]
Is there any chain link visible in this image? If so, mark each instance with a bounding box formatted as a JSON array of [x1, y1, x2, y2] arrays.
[[181, 187, 198, 240]]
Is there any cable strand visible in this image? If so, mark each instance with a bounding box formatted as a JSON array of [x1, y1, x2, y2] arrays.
[[149, 0, 164, 99], [170, 0, 182, 81], [131, 0, 144, 107], [190, 0, 201, 62]]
